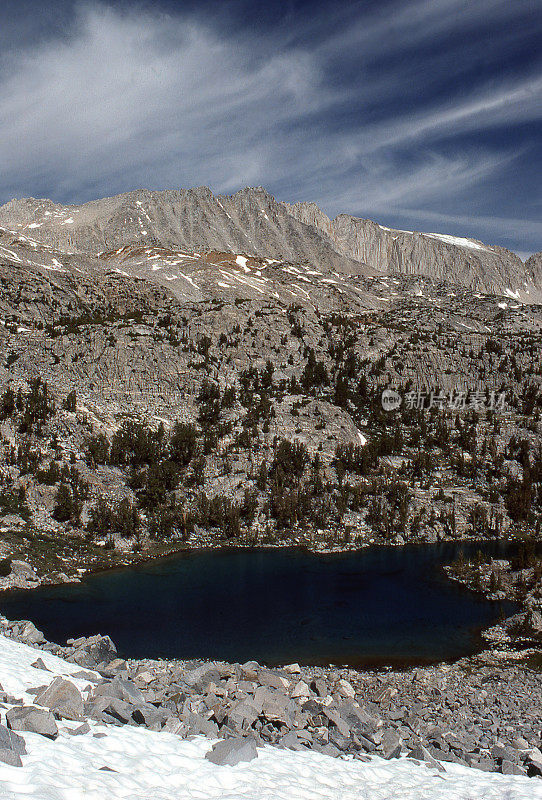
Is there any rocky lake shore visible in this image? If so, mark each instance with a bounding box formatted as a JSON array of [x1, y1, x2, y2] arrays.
[[0, 607, 540, 778]]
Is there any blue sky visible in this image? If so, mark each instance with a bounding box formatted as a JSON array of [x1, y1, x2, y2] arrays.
[[0, 0, 541, 256]]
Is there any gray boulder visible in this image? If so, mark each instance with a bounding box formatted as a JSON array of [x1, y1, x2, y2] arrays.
[[18, 621, 45, 645], [70, 670, 99, 683], [93, 677, 145, 705], [67, 722, 91, 736], [93, 697, 133, 725], [162, 717, 188, 736], [313, 742, 341, 758], [71, 635, 117, 667], [30, 658, 51, 672], [310, 679, 328, 698], [240, 662, 260, 681], [131, 704, 171, 730], [185, 713, 219, 738], [279, 731, 311, 751], [380, 729, 402, 759], [205, 737, 258, 766], [257, 669, 289, 690], [6, 707, 58, 740], [34, 677, 84, 720], [502, 760, 527, 776], [526, 749, 542, 777], [253, 687, 295, 727], [181, 665, 222, 694], [225, 700, 259, 733], [99, 659, 128, 678], [322, 706, 351, 738]]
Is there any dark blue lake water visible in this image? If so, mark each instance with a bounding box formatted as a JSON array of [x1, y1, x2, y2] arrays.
[[0, 543, 518, 668]]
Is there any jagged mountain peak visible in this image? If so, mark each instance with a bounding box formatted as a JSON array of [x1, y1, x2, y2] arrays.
[[0, 186, 540, 299]]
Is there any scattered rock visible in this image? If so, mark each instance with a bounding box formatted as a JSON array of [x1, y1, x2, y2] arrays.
[[336, 679, 355, 698], [380, 729, 402, 759], [67, 722, 91, 736], [0, 749, 22, 767], [70, 635, 117, 668], [0, 723, 26, 755], [31, 658, 51, 672], [18, 621, 45, 645]]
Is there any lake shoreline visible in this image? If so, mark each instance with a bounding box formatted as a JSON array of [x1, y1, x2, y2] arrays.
[[0, 539, 540, 777], [0, 540, 529, 671]]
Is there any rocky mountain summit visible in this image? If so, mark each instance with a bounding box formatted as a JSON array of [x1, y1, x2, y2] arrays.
[[0, 188, 365, 278], [1, 186, 541, 298]]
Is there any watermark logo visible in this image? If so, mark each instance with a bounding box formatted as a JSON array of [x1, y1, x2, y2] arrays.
[[381, 388, 507, 412], [381, 388, 402, 411]]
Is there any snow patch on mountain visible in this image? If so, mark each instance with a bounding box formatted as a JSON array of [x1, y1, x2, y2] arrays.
[[422, 232, 488, 251]]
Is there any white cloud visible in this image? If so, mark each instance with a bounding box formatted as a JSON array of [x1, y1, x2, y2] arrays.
[[0, 1, 540, 253], [0, 3, 325, 199]]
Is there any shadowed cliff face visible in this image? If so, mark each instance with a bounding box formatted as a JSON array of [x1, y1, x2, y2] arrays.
[[1, 186, 541, 299], [284, 201, 542, 300]]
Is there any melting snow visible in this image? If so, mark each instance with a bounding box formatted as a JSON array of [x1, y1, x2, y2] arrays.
[[177, 272, 200, 290], [0, 247, 22, 263]]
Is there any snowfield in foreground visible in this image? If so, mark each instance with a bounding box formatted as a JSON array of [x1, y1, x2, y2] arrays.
[[0, 634, 539, 800]]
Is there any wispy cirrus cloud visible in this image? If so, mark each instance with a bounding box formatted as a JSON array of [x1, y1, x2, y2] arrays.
[[0, 0, 541, 254]]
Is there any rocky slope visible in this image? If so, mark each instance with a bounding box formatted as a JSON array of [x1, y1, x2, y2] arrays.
[[525, 250, 542, 282], [0, 633, 539, 797], [1, 621, 542, 778]]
